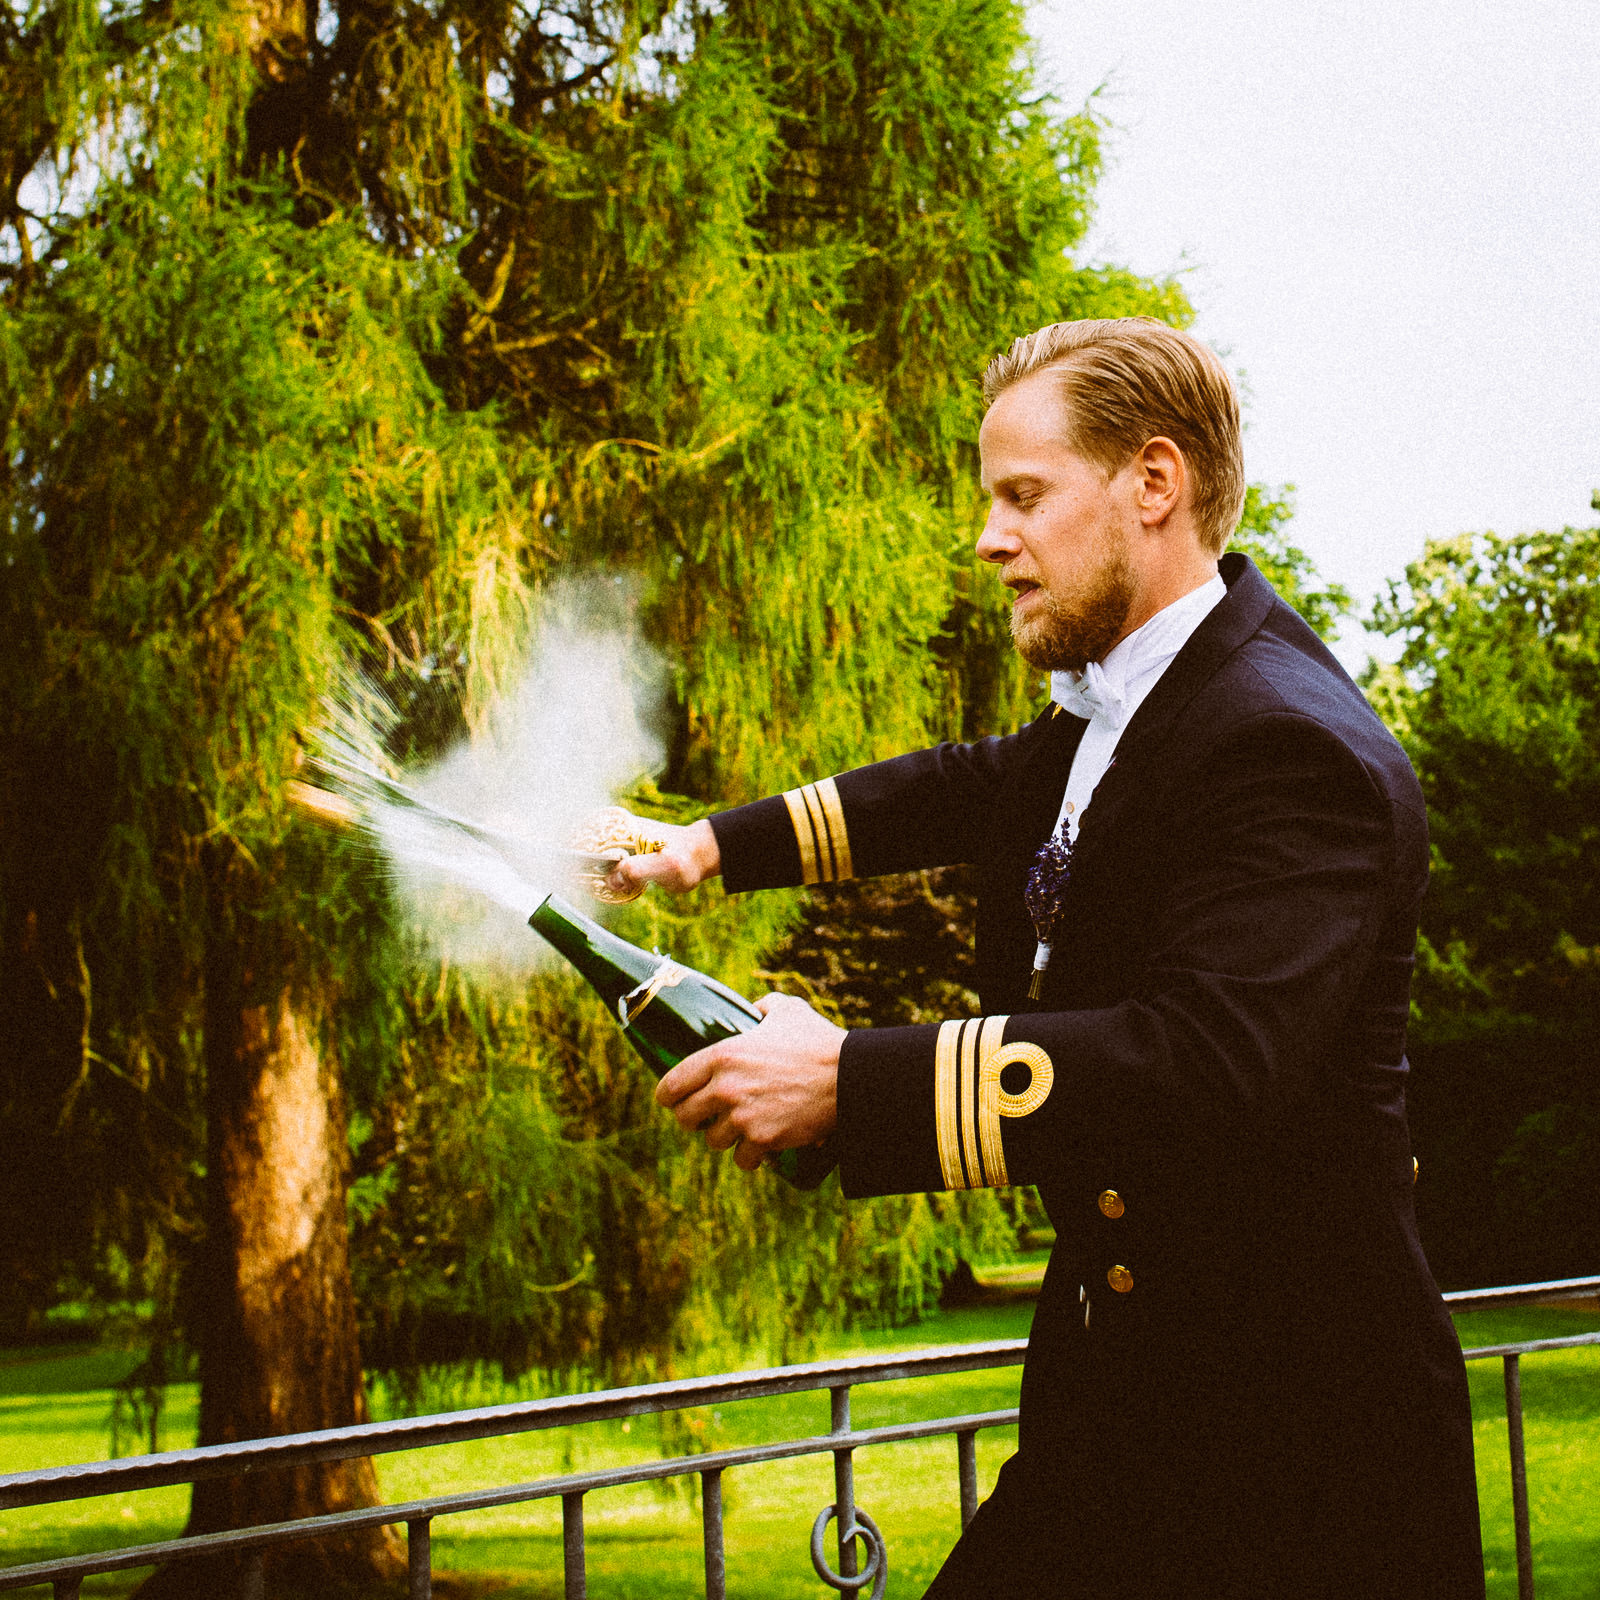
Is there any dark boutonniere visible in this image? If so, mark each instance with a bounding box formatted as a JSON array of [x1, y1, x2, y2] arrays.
[[1024, 816, 1075, 1002]]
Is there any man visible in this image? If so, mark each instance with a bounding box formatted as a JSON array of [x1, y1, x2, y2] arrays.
[[609, 319, 1484, 1598]]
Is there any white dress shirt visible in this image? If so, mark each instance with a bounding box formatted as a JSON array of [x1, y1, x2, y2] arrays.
[[1023, 572, 1227, 994], [1049, 571, 1227, 843]]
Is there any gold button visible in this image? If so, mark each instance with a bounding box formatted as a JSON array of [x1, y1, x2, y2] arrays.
[[1413, 1156, 1419, 1183], [1107, 1264, 1133, 1294], [1098, 1189, 1125, 1219]]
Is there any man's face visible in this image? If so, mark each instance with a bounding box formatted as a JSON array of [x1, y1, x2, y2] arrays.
[[977, 369, 1141, 673]]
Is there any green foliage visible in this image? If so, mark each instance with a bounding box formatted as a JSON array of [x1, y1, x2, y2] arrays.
[[1228, 483, 1351, 643], [1, 0, 1207, 1384], [1367, 527, 1600, 1284], [458, 0, 1178, 777], [1369, 528, 1600, 1040], [0, 17, 535, 1335], [347, 872, 1020, 1382]]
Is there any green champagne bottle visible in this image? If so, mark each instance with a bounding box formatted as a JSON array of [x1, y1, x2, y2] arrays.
[[528, 892, 837, 1190]]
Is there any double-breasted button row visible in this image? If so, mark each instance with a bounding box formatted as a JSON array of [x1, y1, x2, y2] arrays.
[[1095, 1192, 1133, 1293]]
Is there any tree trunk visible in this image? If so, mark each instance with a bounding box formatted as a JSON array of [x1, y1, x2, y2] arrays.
[[140, 943, 402, 1598]]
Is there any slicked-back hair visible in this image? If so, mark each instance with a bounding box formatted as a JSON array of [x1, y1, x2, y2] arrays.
[[982, 319, 1246, 554]]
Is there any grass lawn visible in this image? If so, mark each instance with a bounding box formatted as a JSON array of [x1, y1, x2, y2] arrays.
[[0, 1301, 1595, 1598], [1454, 1306, 1600, 1599]]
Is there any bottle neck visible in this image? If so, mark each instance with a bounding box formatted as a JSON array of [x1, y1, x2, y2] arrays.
[[528, 892, 659, 1004]]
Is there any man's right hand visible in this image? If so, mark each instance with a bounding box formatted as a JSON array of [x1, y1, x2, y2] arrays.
[[603, 816, 721, 899]]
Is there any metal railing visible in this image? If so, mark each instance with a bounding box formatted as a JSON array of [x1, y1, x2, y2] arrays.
[[1, 1275, 1596, 1600]]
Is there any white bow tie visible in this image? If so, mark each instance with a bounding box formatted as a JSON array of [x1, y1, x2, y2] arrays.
[[1050, 661, 1127, 731]]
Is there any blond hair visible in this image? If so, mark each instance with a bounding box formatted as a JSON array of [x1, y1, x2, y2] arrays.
[[982, 318, 1246, 553]]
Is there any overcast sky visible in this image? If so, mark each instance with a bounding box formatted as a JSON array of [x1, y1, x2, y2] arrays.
[[1027, 0, 1600, 665]]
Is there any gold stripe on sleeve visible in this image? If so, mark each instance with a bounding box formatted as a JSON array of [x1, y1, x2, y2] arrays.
[[975, 1015, 1011, 1187], [799, 784, 837, 883], [814, 777, 854, 882], [782, 787, 820, 886], [958, 1020, 984, 1190], [934, 1020, 965, 1190]]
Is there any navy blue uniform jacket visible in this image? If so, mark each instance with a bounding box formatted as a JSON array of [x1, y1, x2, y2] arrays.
[[708, 554, 1484, 1598]]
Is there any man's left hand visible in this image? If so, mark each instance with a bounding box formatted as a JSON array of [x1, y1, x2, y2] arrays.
[[655, 993, 845, 1171]]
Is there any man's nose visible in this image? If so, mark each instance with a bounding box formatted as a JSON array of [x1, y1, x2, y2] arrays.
[[975, 509, 1019, 565]]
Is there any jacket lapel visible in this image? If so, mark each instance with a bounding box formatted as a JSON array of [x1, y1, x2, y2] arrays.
[[1022, 703, 1088, 853], [1072, 553, 1277, 858]]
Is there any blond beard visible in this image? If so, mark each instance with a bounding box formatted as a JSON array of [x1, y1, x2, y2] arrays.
[[1010, 542, 1137, 674]]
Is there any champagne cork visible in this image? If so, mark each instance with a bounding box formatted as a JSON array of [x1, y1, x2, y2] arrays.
[[287, 780, 359, 830]]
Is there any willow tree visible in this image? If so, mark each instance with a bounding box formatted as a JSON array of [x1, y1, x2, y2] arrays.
[[1, 0, 1192, 1590], [0, 12, 537, 1587], [327, 0, 1199, 1385]]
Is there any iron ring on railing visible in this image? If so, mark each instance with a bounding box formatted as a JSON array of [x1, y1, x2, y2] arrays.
[[811, 1503, 887, 1598]]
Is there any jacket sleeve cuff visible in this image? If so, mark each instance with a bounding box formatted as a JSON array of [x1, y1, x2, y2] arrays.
[[838, 1016, 1064, 1197], [708, 796, 802, 893], [710, 778, 856, 893], [836, 1025, 946, 1198]]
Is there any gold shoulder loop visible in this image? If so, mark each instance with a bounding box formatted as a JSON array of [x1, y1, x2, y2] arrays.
[[991, 1042, 1053, 1117]]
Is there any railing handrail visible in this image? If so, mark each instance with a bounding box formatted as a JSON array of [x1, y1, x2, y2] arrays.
[[0, 1276, 1596, 1600], [0, 1339, 1030, 1511], [1, 1331, 1596, 1597], [1439, 1273, 1600, 1309], [0, 1409, 1022, 1591], [1, 1275, 1595, 1513]]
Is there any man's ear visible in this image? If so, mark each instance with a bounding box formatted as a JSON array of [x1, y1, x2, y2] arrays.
[[1135, 437, 1186, 528]]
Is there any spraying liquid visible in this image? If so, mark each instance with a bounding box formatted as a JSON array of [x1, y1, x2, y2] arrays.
[[301, 604, 838, 1189], [309, 605, 666, 978]]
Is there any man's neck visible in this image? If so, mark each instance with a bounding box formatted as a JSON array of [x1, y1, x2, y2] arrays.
[[1105, 557, 1222, 658]]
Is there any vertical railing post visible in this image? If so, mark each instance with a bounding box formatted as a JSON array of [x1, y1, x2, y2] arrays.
[[701, 1467, 726, 1600], [51, 1580, 81, 1600], [242, 1549, 265, 1600], [956, 1428, 979, 1529], [562, 1490, 587, 1600], [408, 1516, 433, 1600], [830, 1384, 858, 1581], [1503, 1353, 1535, 1600]]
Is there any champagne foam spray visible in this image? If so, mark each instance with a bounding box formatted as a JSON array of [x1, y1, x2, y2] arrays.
[[311, 585, 666, 981]]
